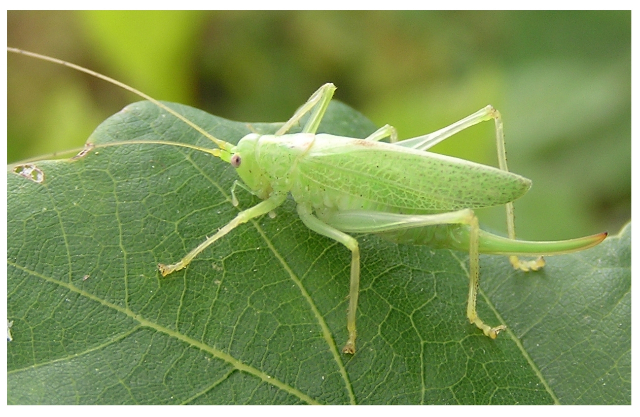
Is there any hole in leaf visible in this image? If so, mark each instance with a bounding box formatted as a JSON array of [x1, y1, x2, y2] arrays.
[[13, 164, 45, 183]]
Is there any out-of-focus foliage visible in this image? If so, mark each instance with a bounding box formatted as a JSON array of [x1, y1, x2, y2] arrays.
[[8, 10, 629, 240]]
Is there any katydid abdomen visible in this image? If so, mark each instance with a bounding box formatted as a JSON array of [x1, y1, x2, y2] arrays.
[[241, 133, 604, 256]]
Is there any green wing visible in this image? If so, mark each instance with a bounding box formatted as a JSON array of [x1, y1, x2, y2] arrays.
[[292, 135, 531, 213]]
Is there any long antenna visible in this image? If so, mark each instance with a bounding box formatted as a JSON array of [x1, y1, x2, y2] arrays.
[[8, 47, 235, 161]]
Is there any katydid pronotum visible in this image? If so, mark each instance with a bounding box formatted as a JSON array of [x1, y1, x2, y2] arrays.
[[8, 48, 607, 354]]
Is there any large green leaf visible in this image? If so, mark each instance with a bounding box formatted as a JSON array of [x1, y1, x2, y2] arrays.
[[7, 101, 630, 404]]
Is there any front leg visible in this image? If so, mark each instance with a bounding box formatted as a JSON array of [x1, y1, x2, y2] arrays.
[[159, 193, 287, 276], [276, 83, 337, 135]]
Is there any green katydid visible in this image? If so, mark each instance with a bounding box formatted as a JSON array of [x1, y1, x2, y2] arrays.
[[8, 47, 607, 355]]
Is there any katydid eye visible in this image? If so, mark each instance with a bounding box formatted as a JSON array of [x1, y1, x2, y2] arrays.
[[231, 154, 241, 168]]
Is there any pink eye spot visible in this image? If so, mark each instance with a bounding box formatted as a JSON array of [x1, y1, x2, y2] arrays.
[[231, 154, 241, 168]]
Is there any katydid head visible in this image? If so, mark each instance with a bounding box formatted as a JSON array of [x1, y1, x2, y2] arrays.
[[230, 133, 273, 200]]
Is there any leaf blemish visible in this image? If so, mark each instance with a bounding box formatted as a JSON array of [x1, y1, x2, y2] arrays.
[[71, 142, 95, 160], [13, 164, 45, 183]]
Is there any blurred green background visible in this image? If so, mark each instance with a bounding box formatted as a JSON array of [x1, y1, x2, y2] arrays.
[[7, 10, 630, 241]]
